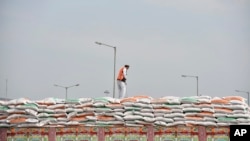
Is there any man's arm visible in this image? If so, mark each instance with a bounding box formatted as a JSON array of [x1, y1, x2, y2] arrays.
[[123, 68, 127, 79]]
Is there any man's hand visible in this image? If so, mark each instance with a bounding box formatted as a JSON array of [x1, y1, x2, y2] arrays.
[[122, 78, 126, 82]]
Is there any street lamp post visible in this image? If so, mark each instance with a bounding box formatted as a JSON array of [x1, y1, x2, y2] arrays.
[[5, 79, 8, 98], [182, 75, 199, 96], [95, 41, 116, 98], [54, 84, 79, 99], [235, 90, 249, 106]]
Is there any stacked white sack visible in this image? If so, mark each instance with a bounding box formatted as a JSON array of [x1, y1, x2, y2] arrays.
[[151, 96, 184, 126], [0, 98, 39, 127], [93, 97, 123, 126], [181, 96, 217, 126], [121, 96, 153, 126], [211, 96, 250, 126]]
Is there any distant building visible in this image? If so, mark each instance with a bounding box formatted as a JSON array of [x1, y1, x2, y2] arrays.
[[0, 97, 12, 101]]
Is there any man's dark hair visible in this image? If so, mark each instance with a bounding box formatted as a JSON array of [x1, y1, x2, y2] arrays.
[[125, 65, 130, 68]]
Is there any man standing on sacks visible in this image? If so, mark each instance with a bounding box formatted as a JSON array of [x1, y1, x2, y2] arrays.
[[117, 65, 130, 99]]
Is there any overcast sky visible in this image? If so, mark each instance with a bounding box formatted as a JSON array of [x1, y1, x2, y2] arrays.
[[0, 0, 249, 100]]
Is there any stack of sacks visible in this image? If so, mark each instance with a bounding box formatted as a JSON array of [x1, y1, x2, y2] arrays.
[[151, 96, 183, 126], [93, 97, 123, 126], [181, 96, 202, 126], [181, 96, 217, 126], [37, 98, 65, 126], [0, 100, 9, 127], [0, 95, 250, 127], [36, 98, 93, 126], [121, 96, 153, 126], [65, 98, 90, 125], [212, 96, 250, 126], [64, 98, 93, 126], [195, 96, 216, 126], [0, 98, 39, 127]]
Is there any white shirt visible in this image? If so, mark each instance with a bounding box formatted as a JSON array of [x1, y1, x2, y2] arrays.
[[123, 67, 128, 79]]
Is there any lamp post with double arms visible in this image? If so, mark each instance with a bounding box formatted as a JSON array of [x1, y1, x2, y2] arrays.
[[235, 90, 249, 106], [181, 75, 199, 96], [54, 84, 79, 99], [95, 41, 116, 98]]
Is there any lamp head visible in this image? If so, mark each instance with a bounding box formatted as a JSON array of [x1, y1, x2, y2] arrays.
[[104, 90, 110, 94], [181, 75, 187, 77], [95, 42, 102, 45]]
